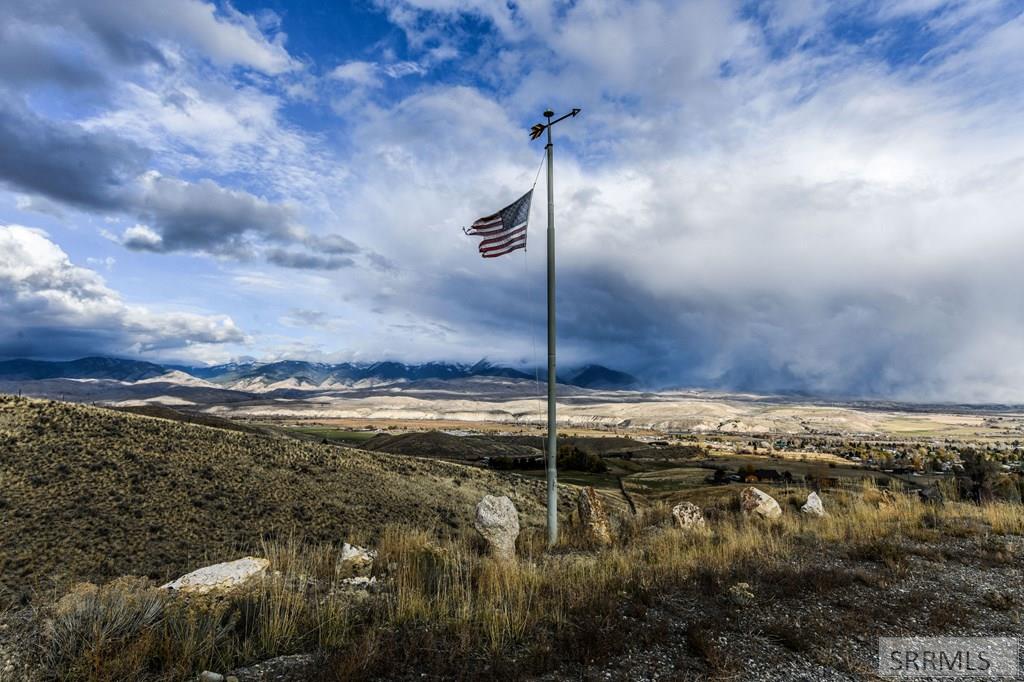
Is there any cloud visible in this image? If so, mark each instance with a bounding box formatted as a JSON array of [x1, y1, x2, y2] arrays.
[[305, 234, 361, 255], [329, 59, 427, 89], [0, 224, 246, 359], [330, 60, 382, 87], [265, 249, 356, 271], [0, 98, 148, 209], [280, 309, 328, 328], [119, 224, 164, 251], [5, 0, 297, 76], [0, 20, 108, 90], [126, 173, 302, 256], [0, 98, 360, 270]]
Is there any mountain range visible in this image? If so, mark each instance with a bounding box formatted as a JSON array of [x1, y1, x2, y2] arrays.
[[0, 357, 639, 391]]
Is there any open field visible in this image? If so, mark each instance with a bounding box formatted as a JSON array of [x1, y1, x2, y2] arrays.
[[260, 415, 659, 438]]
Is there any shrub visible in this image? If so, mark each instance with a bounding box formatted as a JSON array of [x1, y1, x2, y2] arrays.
[[557, 445, 607, 473]]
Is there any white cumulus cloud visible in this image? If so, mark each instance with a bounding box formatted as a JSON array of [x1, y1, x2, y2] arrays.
[[0, 225, 247, 359]]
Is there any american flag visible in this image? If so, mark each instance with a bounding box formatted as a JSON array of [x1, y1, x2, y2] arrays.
[[464, 190, 533, 258]]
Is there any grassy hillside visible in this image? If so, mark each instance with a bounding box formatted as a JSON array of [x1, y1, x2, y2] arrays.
[[111, 404, 268, 435], [0, 395, 549, 602], [363, 430, 542, 460]]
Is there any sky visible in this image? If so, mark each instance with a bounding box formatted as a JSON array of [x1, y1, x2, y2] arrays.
[[1, 0, 1023, 402]]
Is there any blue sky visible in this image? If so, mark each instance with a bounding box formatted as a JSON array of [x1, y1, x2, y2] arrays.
[[1, 0, 1024, 401]]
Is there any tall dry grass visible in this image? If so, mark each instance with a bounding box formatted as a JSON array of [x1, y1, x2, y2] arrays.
[[28, 488, 1024, 681]]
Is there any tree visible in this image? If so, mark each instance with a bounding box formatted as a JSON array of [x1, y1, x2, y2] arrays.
[[958, 449, 1000, 502]]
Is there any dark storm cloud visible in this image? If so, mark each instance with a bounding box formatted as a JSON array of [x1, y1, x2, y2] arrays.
[[0, 98, 148, 209], [129, 176, 301, 256], [425, 259, 1014, 400], [0, 99, 365, 270], [428, 266, 701, 383], [0, 325, 128, 361]]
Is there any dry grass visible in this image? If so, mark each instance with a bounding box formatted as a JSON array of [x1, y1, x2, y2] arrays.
[[0, 395, 550, 602], [28, 484, 1024, 681]]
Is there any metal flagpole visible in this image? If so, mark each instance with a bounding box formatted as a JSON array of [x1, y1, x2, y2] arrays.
[[531, 107, 580, 547], [544, 110, 557, 548]]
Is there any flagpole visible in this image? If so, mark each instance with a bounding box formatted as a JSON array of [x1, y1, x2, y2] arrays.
[[528, 107, 580, 548], [544, 109, 558, 548]]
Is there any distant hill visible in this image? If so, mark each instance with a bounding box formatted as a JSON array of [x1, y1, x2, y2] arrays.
[[562, 364, 639, 390], [110, 404, 268, 434], [0, 357, 167, 382], [0, 356, 637, 390], [0, 395, 551, 601]]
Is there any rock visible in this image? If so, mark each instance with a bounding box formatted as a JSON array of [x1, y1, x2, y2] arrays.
[[226, 654, 317, 682], [339, 543, 376, 575], [727, 582, 755, 605], [918, 485, 944, 505], [863, 488, 897, 508], [163, 557, 270, 595], [227, 677, 239, 682], [577, 486, 613, 546], [474, 495, 520, 560], [801, 491, 826, 517], [671, 502, 708, 532], [740, 487, 782, 520], [199, 672, 225, 682], [339, 576, 376, 590]]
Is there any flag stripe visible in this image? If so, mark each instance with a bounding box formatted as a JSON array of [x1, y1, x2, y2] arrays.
[[480, 233, 527, 255], [466, 223, 509, 236], [478, 223, 527, 248], [479, 230, 527, 253], [471, 215, 502, 229], [482, 241, 527, 258]]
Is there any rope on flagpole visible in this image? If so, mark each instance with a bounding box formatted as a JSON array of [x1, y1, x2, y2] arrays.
[[531, 148, 545, 189]]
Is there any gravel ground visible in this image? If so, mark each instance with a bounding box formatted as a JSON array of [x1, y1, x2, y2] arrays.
[[536, 534, 1024, 682]]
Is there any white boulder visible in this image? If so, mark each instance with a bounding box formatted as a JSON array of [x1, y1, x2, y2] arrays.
[[801, 491, 826, 517], [740, 487, 782, 520], [163, 556, 269, 595], [474, 495, 520, 560], [671, 502, 708, 532]]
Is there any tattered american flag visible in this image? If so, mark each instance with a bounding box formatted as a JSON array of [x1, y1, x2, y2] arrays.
[[464, 190, 533, 258]]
